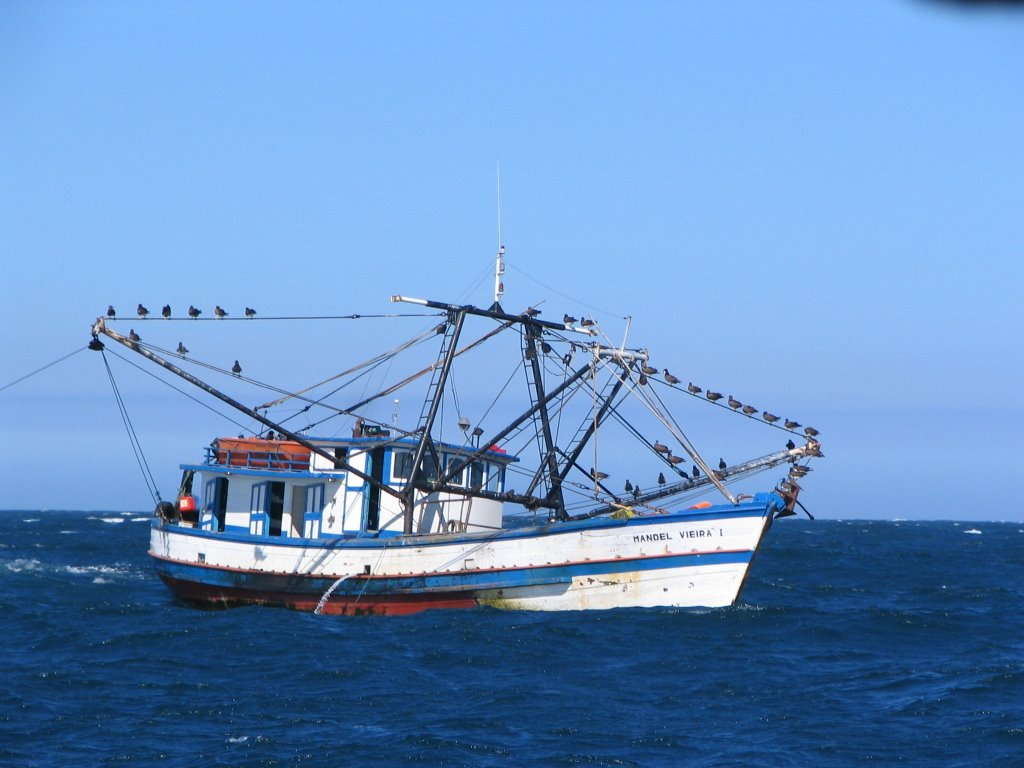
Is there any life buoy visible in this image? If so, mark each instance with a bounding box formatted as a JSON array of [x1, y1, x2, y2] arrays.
[[178, 495, 197, 513]]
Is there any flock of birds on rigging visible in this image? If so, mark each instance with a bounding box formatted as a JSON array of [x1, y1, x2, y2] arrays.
[[106, 303, 255, 378]]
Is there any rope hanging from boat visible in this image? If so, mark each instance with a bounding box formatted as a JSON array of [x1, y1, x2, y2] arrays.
[[99, 350, 162, 505]]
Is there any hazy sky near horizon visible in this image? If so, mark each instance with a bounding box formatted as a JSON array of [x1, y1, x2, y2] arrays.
[[2, 1, 1022, 519]]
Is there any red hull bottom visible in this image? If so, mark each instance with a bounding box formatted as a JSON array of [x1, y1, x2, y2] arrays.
[[158, 573, 479, 616]]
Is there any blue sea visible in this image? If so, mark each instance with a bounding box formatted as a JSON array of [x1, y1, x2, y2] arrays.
[[2, 512, 1022, 767]]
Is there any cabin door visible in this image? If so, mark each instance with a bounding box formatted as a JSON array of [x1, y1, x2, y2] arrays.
[[365, 446, 385, 532], [202, 477, 228, 532], [267, 481, 285, 536]]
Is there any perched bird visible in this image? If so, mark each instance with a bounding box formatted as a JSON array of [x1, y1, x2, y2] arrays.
[[214, 305, 228, 318], [128, 329, 141, 342], [786, 439, 796, 450], [563, 314, 577, 326], [188, 305, 201, 319], [624, 479, 634, 493], [667, 454, 684, 465], [137, 304, 149, 318], [719, 458, 727, 470], [632, 485, 641, 500], [692, 465, 701, 478], [657, 472, 666, 486], [161, 304, 171, 319], [525, 307, 541, 317], [653, 441, 670, 453], [641, 364, 657, 376], [245, 307, 257, 318], [706, 391, 722, 402], [728, 395, 742, 410], [590, 467, 608, 481], [804, 426, 820, 437], [784, 419, 801, 430], [687, 382, 702, 394], [663, 369, 680, 385], [106, 305, 116, 318], [580, 317, 595, 327], [763, 412, 779, 423], [176, 342, 189, 355], [742, 405, 757, 415], [231, 360, 242, 376]]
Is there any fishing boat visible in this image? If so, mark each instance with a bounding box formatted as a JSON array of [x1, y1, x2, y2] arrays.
[[89, 255, 822, 615]]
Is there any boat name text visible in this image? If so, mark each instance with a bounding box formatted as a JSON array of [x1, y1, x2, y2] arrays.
[[633, 529, 721, 543]]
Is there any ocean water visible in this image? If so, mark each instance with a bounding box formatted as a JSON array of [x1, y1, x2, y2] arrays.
[[2, 512, 1022, 768]]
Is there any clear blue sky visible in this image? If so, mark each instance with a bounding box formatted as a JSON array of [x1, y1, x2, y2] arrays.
[[2, 1, 1021, 519]]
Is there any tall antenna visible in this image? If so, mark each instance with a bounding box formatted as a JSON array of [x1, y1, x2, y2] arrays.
[[492, 162, 506, 311]]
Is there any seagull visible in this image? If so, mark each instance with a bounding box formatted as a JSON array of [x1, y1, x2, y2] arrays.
[[137, 304, 149, 318], [128, 329, 141, 342], [106, 305, 116, 318], [245, 307, 257, 318], [658, 472, 666, 486], [162, 304, 171, 318], [804, 426, 820, 437], [590, 467, 608, 481], [563, 314, 577, 326], [214, 306, 228, 318], [624, 479, 633, 493], [719, 458, 727, 470], [763, 412, 779, 423], [176, 342, 189, 355], [742, 405, 757, 415], [231, 360, 242, 376], [786, 439, 796, 450], [663, 369, 680, 385], [687, 382, 702, 394], [653, 441, 670, 453], [188, 305, 201, 319], [728, 396, 742, 410], [785, 419, 801, 430], [706, 391, 722, 402]]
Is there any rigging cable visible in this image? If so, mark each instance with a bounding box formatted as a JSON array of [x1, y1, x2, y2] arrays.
[[1, 346, 85, 392], [100, 350, 162, 505]]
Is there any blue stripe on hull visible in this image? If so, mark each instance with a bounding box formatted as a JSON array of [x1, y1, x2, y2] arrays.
[[153, 549, 753, 608]]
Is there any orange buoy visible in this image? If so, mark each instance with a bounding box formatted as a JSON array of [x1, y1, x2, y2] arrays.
[[178, 495, 197, 513]]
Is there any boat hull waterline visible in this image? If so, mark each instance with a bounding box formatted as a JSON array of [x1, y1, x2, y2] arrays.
[[150, 494, 781, 615]]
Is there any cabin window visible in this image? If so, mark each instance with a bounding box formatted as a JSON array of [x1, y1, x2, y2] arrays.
[[422, 453, 438, 483], [469, 461, 485, 491], [303, 483, 325, 538], [445, 454, 465, 486], [486, 463, 504, 492], [333, 447, 348, 470], [393, 450, 414, 481], [249, 483, 266, 536]]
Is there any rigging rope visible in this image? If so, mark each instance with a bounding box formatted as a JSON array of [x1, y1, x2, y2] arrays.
[[1, 346, 85, 392], [100, 351, 162, 505]]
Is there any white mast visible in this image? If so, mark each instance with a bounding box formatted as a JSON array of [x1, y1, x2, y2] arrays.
[[492, 163, 505, 309]]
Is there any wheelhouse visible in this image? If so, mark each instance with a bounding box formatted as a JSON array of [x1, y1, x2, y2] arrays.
[[172, 426, 516, 540]]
